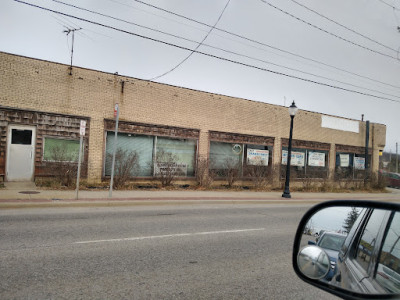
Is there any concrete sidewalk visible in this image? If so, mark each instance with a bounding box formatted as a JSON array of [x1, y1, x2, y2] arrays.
[[1, 182, 400, 208]]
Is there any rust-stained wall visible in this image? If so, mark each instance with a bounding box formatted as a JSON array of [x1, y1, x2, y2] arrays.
[[0, 51, 386, 182]]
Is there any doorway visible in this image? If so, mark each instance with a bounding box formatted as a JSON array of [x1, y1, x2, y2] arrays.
[[6, 125, 36, 181]]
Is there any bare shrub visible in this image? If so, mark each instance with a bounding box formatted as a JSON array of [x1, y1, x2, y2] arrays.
[[196, 157, 215, 188], [320, 172, 334, 192], [155, 150, 184, 187], [245, 162, 270, 190], [107, 148, 139, 189], [44, 145, 83, 188], [224, 157, 240, 188], [301, 174, 315, 191]]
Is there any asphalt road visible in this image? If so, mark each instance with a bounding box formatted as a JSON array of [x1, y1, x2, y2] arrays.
[[0, 203, 338, 299]]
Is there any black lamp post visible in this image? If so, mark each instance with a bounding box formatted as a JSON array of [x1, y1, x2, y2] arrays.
[[282, 101, 298, 198]]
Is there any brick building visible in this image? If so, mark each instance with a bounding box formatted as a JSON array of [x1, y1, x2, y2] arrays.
[[0, 52, 386, 184]]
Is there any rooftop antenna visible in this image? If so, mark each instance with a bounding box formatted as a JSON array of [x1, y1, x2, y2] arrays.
[[64, 27, 81, 75]]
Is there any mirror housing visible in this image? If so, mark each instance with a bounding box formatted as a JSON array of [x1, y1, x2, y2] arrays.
[[293, 200, 400, 300]]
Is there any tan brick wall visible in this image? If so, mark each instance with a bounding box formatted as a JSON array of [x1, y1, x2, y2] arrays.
[[0, 52, 386, 182]]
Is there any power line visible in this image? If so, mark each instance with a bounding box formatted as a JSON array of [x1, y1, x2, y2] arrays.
[[288, 0, 398, 53], [150, 0, 231, 80], [13, 0, 400, 104], [46, 0, 400, 98], [131, 0, 400, 90], [261, 0, 399, 61], [377, 0, 400, 11], [50, 0, 200, 43], [108, 0, 208, 34]]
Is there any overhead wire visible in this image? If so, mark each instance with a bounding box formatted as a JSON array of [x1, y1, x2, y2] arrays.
[[288, 0, 398, 53], [260, 0, 399, 61], [376, 0, 400, 11], [13, 0, 400, 104], [131, 0, 400, 90], [47, 0, 400, 99], [108, 0, 208, 33], [150, 0, 231, 80], [53, 14, 94, 41]]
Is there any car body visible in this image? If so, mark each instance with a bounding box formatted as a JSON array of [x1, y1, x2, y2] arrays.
[[332, 207, 400, 294], [308, 232, 347, 281], [293, 200, 400, 300], [381, 170, 400, 189]]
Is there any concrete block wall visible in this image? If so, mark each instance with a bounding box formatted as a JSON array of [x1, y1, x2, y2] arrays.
[[0, 52, 386, 183]]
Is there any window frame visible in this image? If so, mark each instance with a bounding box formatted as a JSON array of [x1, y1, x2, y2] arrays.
[[42, 136, 82, 163], [373, 211, 400, 281], [103, 131, 198, 178], [349, 209, 391, 277]]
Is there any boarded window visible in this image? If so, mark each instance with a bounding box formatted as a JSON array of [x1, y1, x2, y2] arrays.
[[43, 138, 80, 162]]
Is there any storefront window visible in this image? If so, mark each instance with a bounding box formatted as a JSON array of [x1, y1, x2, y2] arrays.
[[43, 137, 80, 162], [156, 137, 196, 177], [105, 132, 154, 176], [104, 132, 196, 177], [335, 153, 369, 179], [210, 142, 272, 178], [209, 141, 243, 176], [243, 144, 273, 178], [281, 147, 328, 179]]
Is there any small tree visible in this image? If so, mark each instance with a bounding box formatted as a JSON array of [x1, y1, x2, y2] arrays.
[[343, 207, 360, 233], [154, 150, 184, 187], [107, 148, 139, 189]]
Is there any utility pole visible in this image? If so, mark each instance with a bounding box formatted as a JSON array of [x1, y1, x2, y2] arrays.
[[397, 142, 399, 173], [364, 121, 370, 182], [63, 27, 81, 75], [109, 104, 120, 198]]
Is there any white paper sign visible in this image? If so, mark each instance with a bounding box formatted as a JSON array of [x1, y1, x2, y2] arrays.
[[154, 162, 187, 176], [339, 154, 350, 167], [282, 150, 305, 166], [247, 149, 269, 166], [354, 157, 365, 170], [308, 152, 325, 167], [79, 120, 86, 136]]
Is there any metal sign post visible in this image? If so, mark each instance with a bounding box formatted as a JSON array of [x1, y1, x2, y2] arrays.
[[109, 104, 119, 198], [75, 120, 86, 200]]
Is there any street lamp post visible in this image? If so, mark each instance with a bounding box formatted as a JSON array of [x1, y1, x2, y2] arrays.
[[282, 101, 298, 198]]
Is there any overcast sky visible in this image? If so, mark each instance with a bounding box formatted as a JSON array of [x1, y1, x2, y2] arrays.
[[1, 0, 399, 152]]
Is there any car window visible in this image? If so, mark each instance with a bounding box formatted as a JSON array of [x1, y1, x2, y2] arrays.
[[341, 208, 366, 256], [319, 234, 346, 251], [355, 209, 387, 272], [376, 212, 400, 293]]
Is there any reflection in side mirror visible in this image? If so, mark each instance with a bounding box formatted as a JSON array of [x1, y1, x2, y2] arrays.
[[297, 245, 330, 280], [293, 200, 400, 300]]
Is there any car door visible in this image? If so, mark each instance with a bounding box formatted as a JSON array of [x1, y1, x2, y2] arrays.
[[363, 212, 400, 294], [338, 209, 391, 293]]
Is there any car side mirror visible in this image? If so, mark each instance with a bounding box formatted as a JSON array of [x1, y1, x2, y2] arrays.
[[298, 245, 330, 279], [293, 200, 400, 300]]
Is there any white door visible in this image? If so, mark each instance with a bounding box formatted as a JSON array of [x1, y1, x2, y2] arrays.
[[6, 125, 36, 181]]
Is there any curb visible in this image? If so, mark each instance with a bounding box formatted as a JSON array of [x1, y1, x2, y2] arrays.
[[1, 196, 399, 209]]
